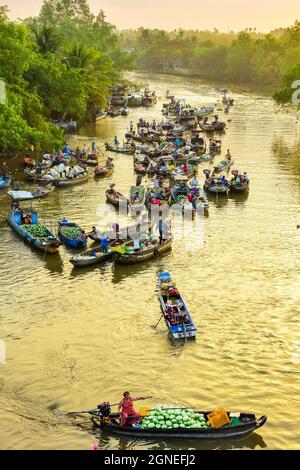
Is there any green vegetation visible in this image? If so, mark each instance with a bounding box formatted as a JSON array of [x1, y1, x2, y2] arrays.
[[122, 24, 300, 104], [0, 0, 133, 156]]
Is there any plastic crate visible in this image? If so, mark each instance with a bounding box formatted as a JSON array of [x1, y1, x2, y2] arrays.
[[207, 409, 230, 428]]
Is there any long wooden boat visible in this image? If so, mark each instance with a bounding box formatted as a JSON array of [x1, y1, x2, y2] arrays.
[[54, 172, 89, 187], [214, 159, 234, 173], [105, 189, 128, 208], [94, 166, 114, 177], [204, 180, 229, 194], [96, 112, 107, 121], [158, 271, 197, 339], [78, 155, 98, 167], [200, 122, 226, 132], [6, 208, 60, 254], [58, 220, 87, 249], [89, 408, 267, 440], [113, 237, 172, 264], [105, 144, 134, 154], [88, 215, 149, 243], [0, 175, 11, 189], [7, 186, 55, 201], [171, 165, 198, 181], [70, 240, 123, 267]]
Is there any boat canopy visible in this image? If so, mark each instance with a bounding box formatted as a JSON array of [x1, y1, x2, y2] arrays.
[[8, 191, 33, 200]]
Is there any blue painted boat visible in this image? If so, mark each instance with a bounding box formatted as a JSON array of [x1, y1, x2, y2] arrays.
[[0, 175, 11, 189], [58, 219, 87, 249], [7, 208, 60, 254], [158, 272, 197, 340]]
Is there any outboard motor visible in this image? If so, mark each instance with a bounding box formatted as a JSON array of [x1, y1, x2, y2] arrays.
[[97, 402, 111, 417]]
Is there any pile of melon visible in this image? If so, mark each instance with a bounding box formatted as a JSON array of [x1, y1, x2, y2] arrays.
[[141, 406, 211, 430]]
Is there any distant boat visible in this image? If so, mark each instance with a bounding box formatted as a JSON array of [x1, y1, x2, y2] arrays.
[[0, 175, 11, 189], [95, 112, 107, 121]]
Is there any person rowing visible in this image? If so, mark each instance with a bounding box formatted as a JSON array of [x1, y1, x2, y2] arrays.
[[118, 391, 150, 427]]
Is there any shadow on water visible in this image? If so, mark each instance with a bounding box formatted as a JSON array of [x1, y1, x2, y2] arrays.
[[272, 136, 300, 183], [111, 252, 173, 284], [69, 260, 112, 279], [97, 430, 267, 451]]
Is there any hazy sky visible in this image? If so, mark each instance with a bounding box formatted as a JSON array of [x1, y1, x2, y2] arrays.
[[2, 0, 300, 32]]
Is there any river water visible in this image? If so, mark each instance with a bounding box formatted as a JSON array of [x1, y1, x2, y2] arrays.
[[0, 72, 300, 450]]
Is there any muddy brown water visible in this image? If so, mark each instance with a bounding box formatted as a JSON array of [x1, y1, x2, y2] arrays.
[[0, 72, 300, 449]]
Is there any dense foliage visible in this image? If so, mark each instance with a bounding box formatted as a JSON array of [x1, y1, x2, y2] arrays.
[[122, 25, 300, 104], [0, 0, 133, 155]]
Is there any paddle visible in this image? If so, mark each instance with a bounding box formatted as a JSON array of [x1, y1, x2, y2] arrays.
[[153, 314, 164, 329]]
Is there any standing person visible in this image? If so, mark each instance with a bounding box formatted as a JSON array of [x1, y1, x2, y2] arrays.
[[158, 218, 170, 245], [136, 174, 143, 186], [12, 179, 20, 191], [129, 121, 134, 133], [118, 392, 147, 427], [82, 144, 88, 158], [91, 142, 97, 155], [100, 233, 109, 253], [114, 136, 119, 147], [225, 149, 232, 160]]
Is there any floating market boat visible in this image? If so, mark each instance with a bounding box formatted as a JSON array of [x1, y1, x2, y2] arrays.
[[70, 240, 125, 267], [158, 271, 196, 339], [6, 208, 60, 254], [171, 164, 198, 181], [229, 180, 249, 193], [105, 144, 134, 154], [88, 215, 149, 243], [58, 219, 87, 249], [78, 154, 98, 167], [213, 159, 234, 173], [54, 172, 89, 187], [105, 189, 128, 208], [7, 186, 55, 201], [0, 175, 11, 189], [94, 165, 114, 177], [113, 237, 172, 264], [204, 179, 229, 194], [87, 403, 266, 440], [95, 111, 107, 121], [200, 121, 226, 132]]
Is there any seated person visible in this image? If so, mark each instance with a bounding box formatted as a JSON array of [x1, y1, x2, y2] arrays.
[[23, 213, 32, 225]]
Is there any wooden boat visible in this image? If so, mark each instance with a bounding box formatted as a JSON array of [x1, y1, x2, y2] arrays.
[[0, 175, 11, 189], [113, 237, 172, 264], [96, 112, 107, 121], [6, 208, 60, 254], [105, 189, 128, 207], [89, 406, 267, 440], [88, 215, 149, 243], [214, 159, 234, 173], [58, 219, 87, 249], [129, 185, 146, 212], [78, 154, 98, 167], [134, 162, 148, 174], [158, 271, 197, 339], [146, 187, 172, 209], [70, 240, 124, 267], [196, 153, 214, 163], [229, 180, 249, 193], [7, 186, 55, 201], [105, 143, 134, 154], [204, 179, 229, 194], [171, 164, 198, 181], [200, 121, 226, 132], [94, 165, 114, 177], [54, 172, 89, 187]]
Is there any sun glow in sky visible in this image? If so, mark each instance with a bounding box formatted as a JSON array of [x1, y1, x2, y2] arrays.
[[2, 0, 300, 32]]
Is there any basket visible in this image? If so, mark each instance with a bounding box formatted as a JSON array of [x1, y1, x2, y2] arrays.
[[138, 407, 152, 417], [207, 409, 230, 428]]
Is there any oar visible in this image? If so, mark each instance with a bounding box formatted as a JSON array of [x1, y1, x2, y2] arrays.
[[153, 314, 164, 329]]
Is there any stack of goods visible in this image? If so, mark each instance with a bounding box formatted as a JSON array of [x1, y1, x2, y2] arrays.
[[141, 407, 211, 429], [21, 224, 50, 238], [60, 226, 81, 239], [160, 281, 179, 296]]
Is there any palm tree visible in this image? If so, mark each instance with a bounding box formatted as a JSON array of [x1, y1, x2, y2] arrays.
[[33, 25, 59, 54], [65, 42, 95, 70]]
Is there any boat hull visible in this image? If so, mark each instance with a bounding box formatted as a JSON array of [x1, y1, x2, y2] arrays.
[[91, 412, 267, 440], [7, 216, 60, 254], [54, 174, 89, 187], [114, 239, 172, 264]]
